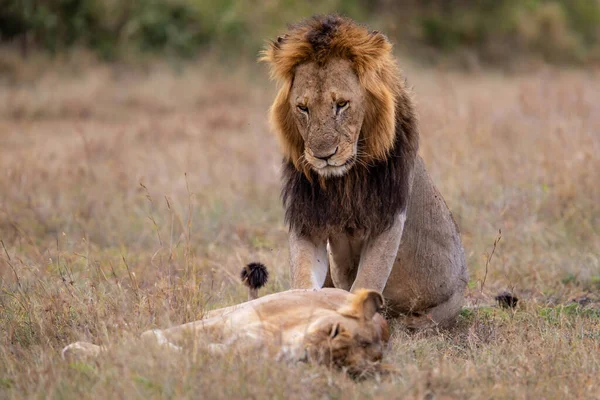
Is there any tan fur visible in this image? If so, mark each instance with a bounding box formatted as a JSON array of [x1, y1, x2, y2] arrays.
[[337, 290, 384, 321], [62, 288, 389, 376], [262, 15, 468, 329]]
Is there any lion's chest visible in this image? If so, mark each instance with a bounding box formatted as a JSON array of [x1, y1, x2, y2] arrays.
[[282, 156, 407, 238]]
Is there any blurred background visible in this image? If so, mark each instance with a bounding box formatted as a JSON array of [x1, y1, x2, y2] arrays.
[[1, 2, 600, 397], [2, 0, 600, 67]]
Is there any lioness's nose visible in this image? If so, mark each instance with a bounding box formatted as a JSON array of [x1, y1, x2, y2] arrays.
[[313, 146, 338, 161]]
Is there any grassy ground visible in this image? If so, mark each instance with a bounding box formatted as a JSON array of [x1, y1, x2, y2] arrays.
[[1, 54, 599, 399]]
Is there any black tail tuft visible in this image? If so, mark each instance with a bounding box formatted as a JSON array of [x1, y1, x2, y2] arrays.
[[241, 262, 269, 290]]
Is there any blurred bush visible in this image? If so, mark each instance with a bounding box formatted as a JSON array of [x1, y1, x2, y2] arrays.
[[409, 0, 600, 64], [1, 0, 599, 65], [0, 0, 365, 60]]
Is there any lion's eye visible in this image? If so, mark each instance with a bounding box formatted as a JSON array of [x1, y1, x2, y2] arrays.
[[329, 323, 340, 339], [297, 104, 309, 113], [336, 100, 348, 109]]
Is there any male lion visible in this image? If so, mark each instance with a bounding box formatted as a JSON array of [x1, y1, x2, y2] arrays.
[[261, 15, 468, 329], [62, 268, 389, 376]]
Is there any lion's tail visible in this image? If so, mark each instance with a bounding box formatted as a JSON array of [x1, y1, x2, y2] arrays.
[[240, 262, 269, 300]]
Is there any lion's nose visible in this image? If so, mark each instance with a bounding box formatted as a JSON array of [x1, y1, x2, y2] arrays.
[[313, 146, 338, 161]]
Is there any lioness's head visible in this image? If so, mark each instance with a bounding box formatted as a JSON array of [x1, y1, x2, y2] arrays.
[[303, 289, 389, 376], [261, 15, 406, 178]]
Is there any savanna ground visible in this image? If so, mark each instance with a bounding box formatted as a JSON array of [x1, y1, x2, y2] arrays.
[[1, 53, 599, 399]]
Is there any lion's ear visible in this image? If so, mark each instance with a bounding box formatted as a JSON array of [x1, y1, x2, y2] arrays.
[[277, 34, 289, 45], [338, 289, 385, 321]]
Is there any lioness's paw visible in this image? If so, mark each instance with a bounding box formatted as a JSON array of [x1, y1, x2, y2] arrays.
[[61, 341, 103, 361], [140, 329, 182, 351]]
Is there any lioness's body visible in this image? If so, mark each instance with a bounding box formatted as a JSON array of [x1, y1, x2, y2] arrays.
[[63, 288, 389, 374], [263, 15, 468, 328]]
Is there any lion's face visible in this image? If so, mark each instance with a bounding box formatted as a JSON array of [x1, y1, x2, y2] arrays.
[[290, 58, 366, 177], [291, 289, 389, 376], [303, 311, 388, 375]]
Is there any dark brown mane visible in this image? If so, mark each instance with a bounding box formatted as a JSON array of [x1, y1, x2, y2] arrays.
[[264, 14, 420, 236], [282, 97, 418, 238]]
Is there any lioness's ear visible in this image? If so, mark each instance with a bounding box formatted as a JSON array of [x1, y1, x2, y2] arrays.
[[338, 289, 385, 321], [360, 290, 385, 320]]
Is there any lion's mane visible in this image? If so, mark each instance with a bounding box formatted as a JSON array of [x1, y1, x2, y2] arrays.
[[262, 15, 420, 237]]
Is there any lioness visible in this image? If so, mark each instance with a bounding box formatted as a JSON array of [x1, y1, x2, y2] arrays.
[[261, 15, 468, 328], [62, 283, 389, 376]]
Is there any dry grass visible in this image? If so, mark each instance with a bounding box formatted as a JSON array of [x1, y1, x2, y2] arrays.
[[1, 56, 599, 399]]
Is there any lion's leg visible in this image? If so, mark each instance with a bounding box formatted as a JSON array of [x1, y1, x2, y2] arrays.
[[328, 234, 361, 290], [61, 341, 105, 361], [141, 306, 255, 348], [322, 266, 334, 288], [350, 211, 406, 293], [140, 329, 184, 351], [402, 290, 464, 330], [203, 322, 280, 357], [289, 230, 329, 289], [140, 316, 236, 353], [322, 244, 335, 288], [142, 320, 276, 356]]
